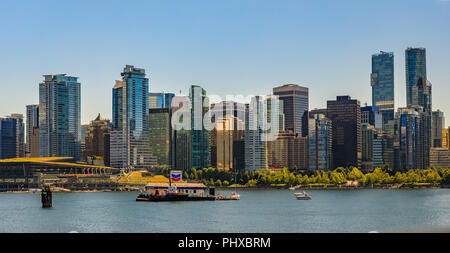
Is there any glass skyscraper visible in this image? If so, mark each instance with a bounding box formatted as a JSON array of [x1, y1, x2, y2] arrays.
[[39, 74, 81, 160], [405, 47, 426, 106], [149, 92, 175, 109], [0, 116, 24, 159], [190, 85, 210, 169], [371, 51, 394, 126], [111, 65, 152, 169]]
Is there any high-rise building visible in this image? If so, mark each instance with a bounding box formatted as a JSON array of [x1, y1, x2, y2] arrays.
[[39, 74, 81, 160], [361, 123, 376, 171], [308, 114, 332, 171], [149, 108, 172, 167], [268, 131, 308, 169], [84, 114, 111, 162], [190, 85, 210, 169], [395, 107, 430, 170], [172, 96, 192, 170], [149, 92, 175, 109], [406, 48, 426, 106], [371, 51, 394, 127], [0, 116, 24, 159], [361, 106, 383, 133], [110, 65, 152, 170], [273, 84, 308, 136], [26, 105, 39, 156], [327, 96, 361, 169], [432, 110, 445, 147], [245, 97, 268, 171]]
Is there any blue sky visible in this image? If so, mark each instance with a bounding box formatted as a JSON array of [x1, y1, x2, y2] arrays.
[[0, 0, 449, 124]]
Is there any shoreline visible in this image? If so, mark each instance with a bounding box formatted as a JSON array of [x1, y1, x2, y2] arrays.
[[1, 184, 449, 193]]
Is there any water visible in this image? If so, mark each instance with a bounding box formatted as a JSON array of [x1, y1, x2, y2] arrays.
[[1, 189, 450, 233]]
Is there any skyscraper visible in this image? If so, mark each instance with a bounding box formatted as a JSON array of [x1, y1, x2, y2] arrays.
[[39, 74, 81, 159], [395, 107, 429, 170], [371, 51, 394, 127], [0, 116, 24, 159], [432, 110, 445, 147], [190, 85, 210, 169], [308, 114, 332, 170], [26, 104, 39, 156], [149, 108, 172, 166], [245, 97, 268, 170], [327, 96, 361, 169], [110, 65, 152, 170], [273, 84, 309, 136], [406, 47, 426, 106]]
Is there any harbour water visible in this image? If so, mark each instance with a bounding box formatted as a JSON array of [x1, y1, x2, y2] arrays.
[[1, 189, 450, 233]]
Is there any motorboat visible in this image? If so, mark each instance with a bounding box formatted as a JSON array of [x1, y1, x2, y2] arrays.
[[294, 191, 312, 200]]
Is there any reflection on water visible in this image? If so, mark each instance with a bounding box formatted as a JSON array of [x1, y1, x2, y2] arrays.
[[1, 189, 449, 233]]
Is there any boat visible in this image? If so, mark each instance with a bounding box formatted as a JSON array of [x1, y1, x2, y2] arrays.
[[229, 191, 240, 200], [289, 186, 296, 190], [294, 191, 312, 200], [136, 182, 216, 202], [29, 188, 42, 194]]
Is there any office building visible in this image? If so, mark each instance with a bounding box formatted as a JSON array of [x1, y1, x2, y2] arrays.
[[432, 110, 445, 147], [406, 47, 427, 106], [371, 51, 395, 127], [308, 114, 332, 170], [190, 85, 210, 169], [149, 108, 172, 166], [84, 114, 111, 162], [26, 105, 39, 156], [273, 84, 308, 136], [327, 96, 361, 169], [110, 65, 152, 169]]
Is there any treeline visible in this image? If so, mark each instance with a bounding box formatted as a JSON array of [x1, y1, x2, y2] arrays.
[[162, 167, 450, 187]]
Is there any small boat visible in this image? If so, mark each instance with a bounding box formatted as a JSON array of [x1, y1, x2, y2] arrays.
[[29, 188, 42, 194], [289, 186, 296, 190], [229, 191, 240, 200], [294, 191, 312, 200]]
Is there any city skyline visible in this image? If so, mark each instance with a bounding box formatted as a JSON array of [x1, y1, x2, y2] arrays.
[[0, 0, 449, 124]]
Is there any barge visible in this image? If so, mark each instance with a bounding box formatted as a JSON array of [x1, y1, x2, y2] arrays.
[[136, 182, 239, 201]]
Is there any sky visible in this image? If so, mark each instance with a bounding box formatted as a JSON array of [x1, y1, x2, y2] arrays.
[[0, 0, 449, 124]]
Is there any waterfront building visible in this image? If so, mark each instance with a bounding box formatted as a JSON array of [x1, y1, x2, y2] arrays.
[[308, 114, 332, 171], [431, 110, 445, 147], [0, 117, 21, 159], [110, 65, 152, 170], [406, 47, 427, 106], [103, 132, 110, 167], [267, 130, 308, 170], [80, 124, 89, 160], [84, 114, 111, 164], [215, 116, 235, 170], [395, 106, 430, 171], [273, 84, 309, 136], [373, 134, 384, 169], [39, 74, 81, 160], [371, 51, 395, 128], [149, 108, 172, 167], [190, 85, 210, 169], [430, 148, 450, 168], [327, 96, 361, 169], [361, 123, 376, 171], [26, 105, 39, 157], [171, 96, 192, 170], [245, 97, 268, 170]]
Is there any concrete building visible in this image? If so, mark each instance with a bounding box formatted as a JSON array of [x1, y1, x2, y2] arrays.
[[430, 148, 450, 168], [308, 114, 332, 170], [431, 110, 445, 147]]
